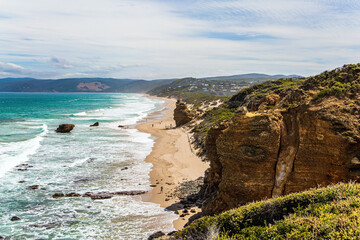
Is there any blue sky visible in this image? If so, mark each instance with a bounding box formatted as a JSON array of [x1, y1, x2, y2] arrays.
[[0, 0, 359, 79]]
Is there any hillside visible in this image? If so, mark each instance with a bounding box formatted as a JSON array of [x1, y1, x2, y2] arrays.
[[202, 73, 300, 82], [172, 182, 360, 239], [0, 78, 174, 93], [148, 74, 300, 98]]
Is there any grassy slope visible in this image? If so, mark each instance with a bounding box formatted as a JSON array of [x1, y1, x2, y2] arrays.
[[175, 182, 360, 239]]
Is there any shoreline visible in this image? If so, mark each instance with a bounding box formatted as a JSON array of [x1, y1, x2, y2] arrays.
[[137, 95, 209, 230]]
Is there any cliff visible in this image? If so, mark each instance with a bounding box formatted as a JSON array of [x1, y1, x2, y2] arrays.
[[201, 64, 360, 215], [173, 100, 195, 127]]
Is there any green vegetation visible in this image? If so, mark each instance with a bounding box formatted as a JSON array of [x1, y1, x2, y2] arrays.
[[305, 64, 360, 99], [148, 77, 250, 97], [172, 92, 230, 108], [192, 105, 235, 153], [174, 182, 360, 239], [229, 77, 305, 106]]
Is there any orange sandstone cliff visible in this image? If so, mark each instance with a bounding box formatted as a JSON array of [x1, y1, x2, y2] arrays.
[[200, 64, 360, 215]]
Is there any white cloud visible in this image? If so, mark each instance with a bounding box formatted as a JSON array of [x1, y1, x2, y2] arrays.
[[49, 57, 72, 69], [0, 61, 56, 78], [0, 0, 359, 79]]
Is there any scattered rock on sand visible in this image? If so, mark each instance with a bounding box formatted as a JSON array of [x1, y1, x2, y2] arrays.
[[90, 122, 99, 127], [148, 231, 165, 240], [121, 167, 128, 171], [118, 125, 125, 128], [10, 216, 20, 221], [55, 124, 75, 133]]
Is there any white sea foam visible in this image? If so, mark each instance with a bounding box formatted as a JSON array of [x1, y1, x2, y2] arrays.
[[69, 157, 89, 167], [73, 111, 87, 116], [0, 123, 48, 178], [0, 94, 175, 239]]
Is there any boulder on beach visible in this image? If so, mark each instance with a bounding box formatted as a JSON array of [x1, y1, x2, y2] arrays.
[[10, 216, 20, 221], [55, 124, 75, 133], [90, 122, 99, 127]]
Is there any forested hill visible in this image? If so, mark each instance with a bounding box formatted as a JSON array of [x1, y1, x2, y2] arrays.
[[0, 73, 299, 93], [0, 78, 174, 93]]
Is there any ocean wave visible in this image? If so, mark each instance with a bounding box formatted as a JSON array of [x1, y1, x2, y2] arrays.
[[0, 123, 48, 178]]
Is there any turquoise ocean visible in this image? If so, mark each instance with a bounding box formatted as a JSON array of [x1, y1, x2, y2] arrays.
[[0, 93, 177, 239]]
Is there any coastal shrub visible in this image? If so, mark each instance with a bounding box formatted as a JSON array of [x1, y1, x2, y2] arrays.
[[192, 105, 234, 154], [228, 78, 304, 108], [306, 64, 360, 100], [174, 182, 360, 239]]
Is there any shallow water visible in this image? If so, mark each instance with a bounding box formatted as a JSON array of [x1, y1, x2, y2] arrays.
[[0, 92, 177, 239]]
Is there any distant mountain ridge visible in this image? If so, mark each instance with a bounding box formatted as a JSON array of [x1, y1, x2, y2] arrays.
[[0, 77, 174, 93], [202, 73, 301, 81], [0, 73, 300, 93]]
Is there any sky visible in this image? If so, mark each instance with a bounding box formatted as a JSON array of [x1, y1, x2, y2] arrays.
[[0, 0, 359, 79]]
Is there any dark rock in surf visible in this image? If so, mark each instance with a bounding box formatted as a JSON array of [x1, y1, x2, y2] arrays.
[[55, 124, 75, 133], [65, 192, 81, 197], [148, 231, 165, 240], [28, 185, 39, 190], [52, 193, 65, 198], [88, 192, 113, 200], [90, 122, 99, 127], [10, 216, 20, 221], [112, 190, 147, 196]]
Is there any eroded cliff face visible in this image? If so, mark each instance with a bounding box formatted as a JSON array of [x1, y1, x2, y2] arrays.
[[202, 95, 360, 215], [174, 100, 194, 127]]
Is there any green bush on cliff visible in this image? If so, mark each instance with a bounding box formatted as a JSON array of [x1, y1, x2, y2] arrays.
[[229, 78, 304, 107], [306, 64, 360, 100], [192, 105, 234, 154], [174, 182, 360, 239]]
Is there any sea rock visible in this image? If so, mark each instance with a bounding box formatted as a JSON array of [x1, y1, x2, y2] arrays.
[[148, 231, 165, 240], [52, 190, 147, 200], [55, 124, 75, 133], [112, 190, 147, 196], [88, 192, 113, 200], [52, 193, 65, 198], [10, 216, 20, 221], [90, 122, 99, 127], [173, 100, 194, 127], [28, 185, 39, 190], [65, 192, 81, 197], [201, 92, 360, 215]]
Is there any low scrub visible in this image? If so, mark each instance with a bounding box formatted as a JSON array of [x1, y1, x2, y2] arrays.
[[174, 182, 360, 239]]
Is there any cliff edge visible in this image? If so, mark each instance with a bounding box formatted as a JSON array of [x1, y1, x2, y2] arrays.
[[201, 64, 360, 215]]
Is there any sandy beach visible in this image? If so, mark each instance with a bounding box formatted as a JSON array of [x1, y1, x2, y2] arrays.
[[137, 95, 209, 230]]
